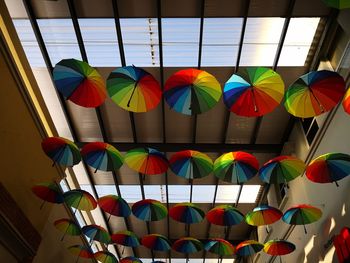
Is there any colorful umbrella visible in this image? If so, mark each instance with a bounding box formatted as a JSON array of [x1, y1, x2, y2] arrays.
[[169, 150, 213, 180], [81, 142, 123, 172], [342, 88, 350, 114], [111, 230, 140, 247], [63, 189, 97, 212], [53, 58, 106, 108], [98, 195, 131, 221], [41, 137, 81, 167], [169, 203, 205, 224], [214, 151, 259, 184], [259, 156, 306, 185], [107, 66, 161, 112], [31, 182, 64, 209], [284, 70, 345, 118], [206, 205, 244, 226], [282, 204, 322, 234], [264, 239, 296, 256], [68, 245, 93, 262], [141, 234, 171, 251], [306, 152, 350, 186], [322, 0, 350, 9], [245, 205, 283, 228], [125, 148, 168, 175], [223, 67, 284, 117], [204, 238, 235, 256], [164, 68, 222, 115], [82, 224, 111, 244], [94, 251, 118, 263], [236, 240, 264, 256], [119, 257, 143, 263], [54, 218, 81, 241], [132, 199, 168, 221], [172, 237, 203, 254]]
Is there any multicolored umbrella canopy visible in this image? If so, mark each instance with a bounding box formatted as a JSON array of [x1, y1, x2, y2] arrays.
[[223, 67, 284, 117], [107, 66, 162, 113], [111, 230, 140, 247], [119, 257, 143, 263], [259, 156, 306, 184], [284, 70, 345, 118], [342, 88, 350, 114], [264, 239, 296, 256], [94, 251, 118, 263], [141, 234, 171, 251], [172, 237, 203, 254], [54, 218, 81, 241], [169, 150, 213, 179], [214, 151, 259, 184], [322, 0, 350, 9], [63, 189, 97, 212], [236, 240, 264, 256], [53, 58, 106, 108], [98, 195, 131, 220], [206, 205, 244, 226], [41, 137, 81, 167], [204, 238, 235, 256], [125, 148, 168, 175], [245, 205, 283, 226], [132, 199, 168, 221], [282, 204, 322, 234], [31, 182, 64, 208], [68, 245, 93, 259], [306, 152, 350, 186], [82, 224, 111, 244], [81, 142, 123, 172], [164, 68, 222, 115], [169, 203, 205, 224]]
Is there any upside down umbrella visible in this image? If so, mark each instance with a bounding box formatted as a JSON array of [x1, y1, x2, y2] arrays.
[[41, 137, 81, 167], [94, 251, 118, 263], [164, 68, 222, 115], [132, 199, 168, 221], [141, 234, 171, 251], [306, 152, 350, 186], [236, 240, 264, 256], [119, 257, 143, 263], [214, 151, 259, 184], [53, 58, 106, 108], [322, 0, 350, 9], [31, 182, 64, 209], [63, 189, 97, 213], [98, 195, 131, 221], [342, 88, 350, 114], [206, 205, 245, 227], [68, 245, 93, 263], [81, 142, 123, 173], [204, 238, 235, 256], [54, 218, 81, 241], [284, 70, 345, 118], [245, 205, 283, 233], [169, 203, 205, 224], [82, 224, 111, 244], [107, 66, 162, 112], [282, 204, 322, 234], [172, 237, 203, 254], [264, 239, 296, 263], [223, 67, 284, 117]]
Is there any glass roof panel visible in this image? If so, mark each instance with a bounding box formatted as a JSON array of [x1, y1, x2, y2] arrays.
[[239, 185, 262, 203]]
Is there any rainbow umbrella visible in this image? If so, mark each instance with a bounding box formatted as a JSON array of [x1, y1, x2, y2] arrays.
[[282, 204, 322, 234], [245, 205, 283, 231], [98, 195, 131, 221], [107, 66, 161, 113], [204, 238, 235, 257], [172, 237, 203, 254], [214, 151, 259, 184], [94, 251, 117, 263], [82, 224, 111, 244], [54, 218, 81, 241], [111, 230, 140, 247], [264, 239, 296, 263], [169, 203, 205, 224], [125, 148, 168, 175], [284, 70, 345, 118], [169, 150, 213, 180], [31, 182, 64, 209], [164, 68, 222, 115], [132, 199, 167, 221], [223, 67, 284, 117], [206, 205, 244, 226], [306, 152, 350, 186], [322, 0, 350, 9], [81, 142, 123, 173], [53, 58, 106, 108], [236, 240, 264, 256], [119, 257, 143, 263], [342, 88, 350, 114], [68, 245, 93, 263], [259, 156, 306, 185], [63, 189, 97, 213], [41, 137, 81, 167], [141, 234, 171, 251]]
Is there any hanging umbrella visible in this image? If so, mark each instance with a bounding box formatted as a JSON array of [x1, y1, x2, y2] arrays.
[[132, 199, 168, 221], [306, 152, 350, 186], [119, 257, 143, 263], [98, 195, 131, 221], [53, 58, 106, 108], [81, 142, 123, 173], [141, 234, 171, 251], [169, 150, 213, 179], [259, 156, 306, 185], [63, 189, 97, 212], [41, 137, 81, 167], [169, 203, 205, 224], [322, 0, 350, 9], [282, 204, 322, 234], [342, 88, 350, 114], [54, 218, 81, 241], [31, 182, 64, 209], [214, 151, 259, 184], [125, 148, 168, 175], [164, 68, 222, 115], [206, 205, 244, 226], [82, 224, 111, 244], [223, 67, 284, 117], [94, 251, 118, 263], [236, 240, 264, 256], [245, 205, 283, 231], [172, 237, 203, 254], [111, 230, 140, 247], [204, 238, 235, 256], [107, 65, 162, 113], [68, 245, 93, 263], [284, 70, 345, 118], [264, 239, 296, 257]]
